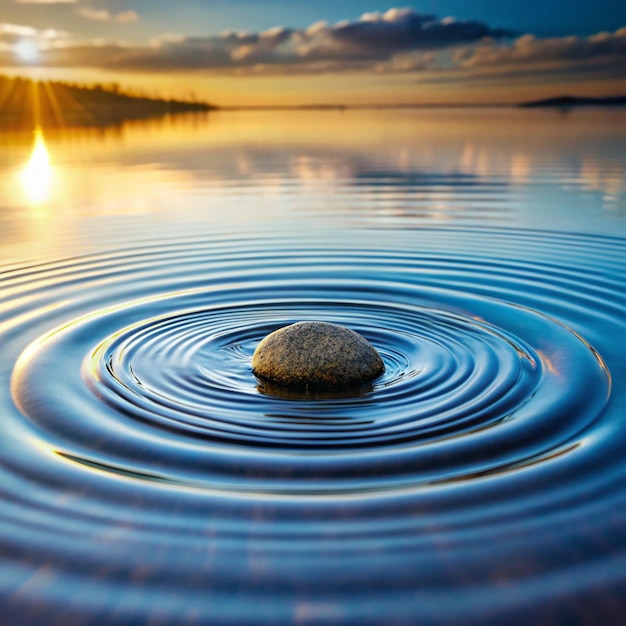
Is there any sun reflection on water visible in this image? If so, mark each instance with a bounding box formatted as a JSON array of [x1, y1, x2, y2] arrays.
[[20, 128, 53, 208]]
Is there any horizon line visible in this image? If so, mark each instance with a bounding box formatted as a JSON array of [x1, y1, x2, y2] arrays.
[[220, 102, 518, 111]]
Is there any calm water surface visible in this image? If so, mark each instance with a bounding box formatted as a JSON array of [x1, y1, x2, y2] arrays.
[[0, 109, 625, 624]]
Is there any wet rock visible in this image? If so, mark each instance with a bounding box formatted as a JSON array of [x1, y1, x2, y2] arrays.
[[252, 321, 384, 389]]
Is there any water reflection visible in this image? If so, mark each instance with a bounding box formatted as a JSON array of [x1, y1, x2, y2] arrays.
[[19, 128, 52, 208], [0, 108, 625, 625], [257, 379, 374, 400], [0, 109, 624, 258], [580, 156, 626, 210]]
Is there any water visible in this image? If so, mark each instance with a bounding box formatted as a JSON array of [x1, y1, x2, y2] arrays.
[[1, 109, 625, 624]]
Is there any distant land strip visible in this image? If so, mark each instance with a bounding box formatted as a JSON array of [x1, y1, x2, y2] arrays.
[[223, 95, 626, 111]]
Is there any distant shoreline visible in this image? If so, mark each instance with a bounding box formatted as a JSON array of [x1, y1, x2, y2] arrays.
[[220, 103, 516, 111], [223, 95, 626, 111], [1, 73, 625, 129], [224, 96, 626, 111]]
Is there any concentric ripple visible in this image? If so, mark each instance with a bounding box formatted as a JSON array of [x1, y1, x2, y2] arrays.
[[2, 227, 626, 624], [12, 284, 609, 494]]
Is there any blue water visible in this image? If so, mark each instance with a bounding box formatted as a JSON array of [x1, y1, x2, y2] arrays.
[[0, 109, 625, 624]]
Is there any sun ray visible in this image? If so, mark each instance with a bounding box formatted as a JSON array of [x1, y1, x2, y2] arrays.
[[29, 79, 41, 128], [0, 77, 19, 116], [41, 80, 67, 128]]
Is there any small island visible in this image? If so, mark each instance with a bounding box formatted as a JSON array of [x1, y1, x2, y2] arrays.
[[0, 75, 217, 129], [520, 95, 626, 109]]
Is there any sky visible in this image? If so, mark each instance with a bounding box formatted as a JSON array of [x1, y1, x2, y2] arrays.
[[1, 0, 625, 105]]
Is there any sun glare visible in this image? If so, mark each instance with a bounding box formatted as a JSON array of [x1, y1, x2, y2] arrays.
[[20, 129, 53, 207], [14, 39, 40, 64]]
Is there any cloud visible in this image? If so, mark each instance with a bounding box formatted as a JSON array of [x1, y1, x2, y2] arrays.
[[116, 10, 139, 23], [76, 8, 110, 21], [1, 23, 38, 38], [460, 29, 626, 68], [3, 7, 624, 88], [1, 22, 67, 42], [325, 9, 512, 57], [76, 8, 140, 23], [24, 8, 513, 72], [446, 28, 626, 82], [15, 0, 77, 3]]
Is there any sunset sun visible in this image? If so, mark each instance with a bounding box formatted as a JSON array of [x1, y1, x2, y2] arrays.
[[14, 39, 40, 64]]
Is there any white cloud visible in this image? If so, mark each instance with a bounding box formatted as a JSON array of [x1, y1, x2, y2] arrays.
[[76, 8, 140, 23], [1, 23, 37, 37], [15, 0, 77, 3], [116, 10, 139, 24], [76, 8, 110, 21], [0, 21, 67, 41]]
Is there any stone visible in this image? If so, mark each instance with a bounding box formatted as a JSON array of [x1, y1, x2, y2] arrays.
[[252, 321, 384, 389]]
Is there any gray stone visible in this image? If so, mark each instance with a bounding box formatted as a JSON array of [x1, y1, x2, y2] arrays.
[[252, 321, 384, 389]]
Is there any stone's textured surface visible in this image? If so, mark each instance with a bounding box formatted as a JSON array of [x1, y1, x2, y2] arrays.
[[252, 321, 384, 389]]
